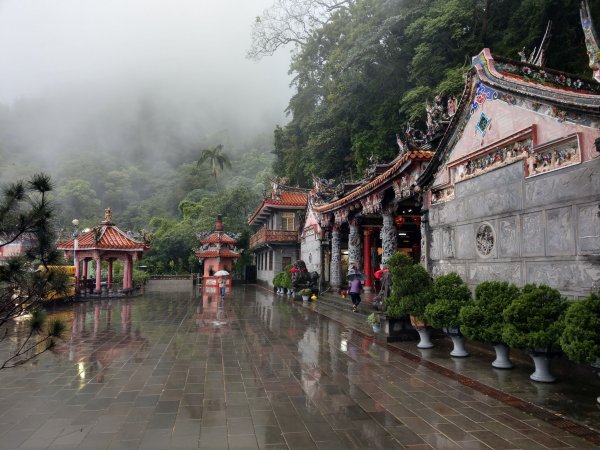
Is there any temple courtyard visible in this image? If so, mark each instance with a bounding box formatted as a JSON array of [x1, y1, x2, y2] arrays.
[[0, 283, 599, 450]]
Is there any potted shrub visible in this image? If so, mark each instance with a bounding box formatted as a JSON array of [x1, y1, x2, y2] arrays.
[[560, 293, 600, 403], [502, 284, 568, 382], [272, 273, 281, 293], [459, 281, 521, 368], [384, 252, 433, 343], [424, 272, 472, 357], [367, 313, 381, 333], [282, 265, 293, 296], [299, 288, 312, 302]]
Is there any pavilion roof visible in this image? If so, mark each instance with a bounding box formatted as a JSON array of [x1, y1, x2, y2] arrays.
[[57, 222, 149, 252], [195, 250, 241, 259], [200, 232, 237, 245]]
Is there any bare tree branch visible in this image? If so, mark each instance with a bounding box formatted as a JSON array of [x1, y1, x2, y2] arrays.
[[247, 0, 352, 60]]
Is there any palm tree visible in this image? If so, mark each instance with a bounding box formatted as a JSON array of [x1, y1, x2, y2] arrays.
[[196, 144, 232, 189]]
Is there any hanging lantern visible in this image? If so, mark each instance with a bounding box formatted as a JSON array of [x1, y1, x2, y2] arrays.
[[394, 216, 405, 226]]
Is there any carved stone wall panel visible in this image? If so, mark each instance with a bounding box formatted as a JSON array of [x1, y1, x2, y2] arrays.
[[441, 227, 455, 259], [464, 183, 522, 221], [498, 216, 520, 257], [430, 228, 442, 261], [455, 225, 474, 259], [455, 163, 523, 197], [521, 212, 545, 256], [475, 221, 497, 259], [469, 262, 522, 285], [432, 263, 468, 281], [524, 159, 600, 209], [546, 207, 575, 256], [578, 204, 600, 255], [429, 197, 466, 227], [526, 260, 600, 292]]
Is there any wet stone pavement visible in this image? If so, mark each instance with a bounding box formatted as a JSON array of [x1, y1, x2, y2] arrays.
[[0, 284, 598, 450]]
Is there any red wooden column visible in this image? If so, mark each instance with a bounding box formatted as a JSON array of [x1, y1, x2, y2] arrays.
[[107, 259, 113, 289], [94, 257, 102, 293], [363, 229, 373, 291]]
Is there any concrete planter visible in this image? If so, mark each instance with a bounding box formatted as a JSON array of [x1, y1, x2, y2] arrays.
[[443, 328, 469, 358], [529, 353, 556, 383], [492, 343, 514, 369]]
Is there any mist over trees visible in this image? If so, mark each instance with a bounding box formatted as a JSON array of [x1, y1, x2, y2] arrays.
[[1, 0, 599, 275]]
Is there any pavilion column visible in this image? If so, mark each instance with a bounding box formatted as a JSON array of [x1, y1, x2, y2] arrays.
[[123, 254, 133, 290], [380, 212, 397, 265], [330, 225, 342, 288], [363, 229, 373, 292], [122, 257, 129, 289], [74, 254, 80, 293], [107, 259, 113, 289], [94, 257, 102, 293], [348, 221, 362, 271], [83, 259, 88, 287]]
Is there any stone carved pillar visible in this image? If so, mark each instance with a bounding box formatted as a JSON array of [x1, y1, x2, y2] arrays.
[[420, 211, 431, 271], [380, 213, 397, 265], [348, 221, 362, 271], [330, 226, 342, 288], [363, 229, 372, 291]]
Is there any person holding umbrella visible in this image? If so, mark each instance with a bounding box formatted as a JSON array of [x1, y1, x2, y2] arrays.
[[214, 269, 229, 299], [347, 266, 364, 312]]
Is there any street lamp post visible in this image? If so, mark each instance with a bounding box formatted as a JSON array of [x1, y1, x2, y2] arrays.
[[72, 219, 80, 294]]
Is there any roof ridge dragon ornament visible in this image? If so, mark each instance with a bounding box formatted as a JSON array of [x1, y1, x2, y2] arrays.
[[581, 0, 600, 83]]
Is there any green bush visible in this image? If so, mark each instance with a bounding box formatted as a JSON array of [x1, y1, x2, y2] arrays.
[[281, 265, 292, 290], [272, 272, 283, 288], [299, 288, 312, 297], [560, 293, 600, 364], [424, 272, 472, 330], [502, 284, 567, 352], [386, 252, 433, 319], [459, 281, 521, 344]]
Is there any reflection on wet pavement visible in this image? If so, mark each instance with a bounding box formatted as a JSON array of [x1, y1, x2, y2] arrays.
[[0, 285, 597, 449]]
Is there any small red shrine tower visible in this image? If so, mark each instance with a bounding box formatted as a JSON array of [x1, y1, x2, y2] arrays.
[[195, 215, 240, 294], [57, 208, 150, 294]]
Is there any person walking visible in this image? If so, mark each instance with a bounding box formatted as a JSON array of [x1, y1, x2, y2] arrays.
[[218, 276, 227, 299], [348, 276, 362, 312]]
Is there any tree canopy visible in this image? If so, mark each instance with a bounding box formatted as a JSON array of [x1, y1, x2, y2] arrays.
[[266, 0, 600, 185]]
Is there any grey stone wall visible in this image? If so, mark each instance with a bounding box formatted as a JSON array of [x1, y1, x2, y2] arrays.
[[300, 234, 322, 275], [428, 158, 600, 297]]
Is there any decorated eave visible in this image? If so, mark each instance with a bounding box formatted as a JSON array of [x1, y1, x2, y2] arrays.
[[57, 223, 149, 252], [418, 48, 600, 189], [312, 149, 434, 214], [197, 231, 238, 245], [248, 189, 309, 226], [195, 249, 241, 259]]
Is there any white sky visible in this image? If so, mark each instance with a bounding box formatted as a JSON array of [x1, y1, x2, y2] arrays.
[[0, 0, 292, 136]]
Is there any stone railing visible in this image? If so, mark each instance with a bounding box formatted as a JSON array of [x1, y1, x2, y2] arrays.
[[249, 228, 299, 249]]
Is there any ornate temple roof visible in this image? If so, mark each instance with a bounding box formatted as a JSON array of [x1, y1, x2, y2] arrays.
[[418, 47, 600, 188], [248, 186, 308, 226], [313, 150, 434, 213], [57, 209, 149, 252]]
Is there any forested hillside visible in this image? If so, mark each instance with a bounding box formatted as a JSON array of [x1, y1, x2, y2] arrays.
[[2, 0, 599, 275], [263, 0, 600, 185]]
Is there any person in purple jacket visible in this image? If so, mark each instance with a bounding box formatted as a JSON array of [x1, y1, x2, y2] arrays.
[[348, 276, 362, 312]]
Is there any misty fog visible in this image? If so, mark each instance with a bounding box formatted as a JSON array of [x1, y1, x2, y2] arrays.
[[0, 0, 292, 179]]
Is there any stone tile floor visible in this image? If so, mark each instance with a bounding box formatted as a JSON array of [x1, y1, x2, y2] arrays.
[[0, 284, 598, 449]]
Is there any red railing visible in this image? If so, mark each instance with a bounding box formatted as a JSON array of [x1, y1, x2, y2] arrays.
[[249, 228, 299, 249]]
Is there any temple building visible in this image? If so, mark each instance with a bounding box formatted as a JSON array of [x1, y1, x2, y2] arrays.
[[57, 208, 150, 294], [308, 151, 433, 291], [417, 48, 600, 297], [304, 8, 600, 297], [248, 180, 308, 288], [195, 215, 240, 294]]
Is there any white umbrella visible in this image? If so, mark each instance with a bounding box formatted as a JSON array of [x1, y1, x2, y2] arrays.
[[214, 270, 229, 277]]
